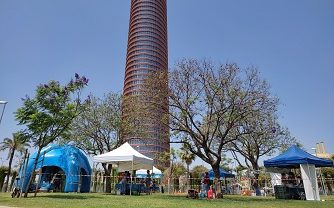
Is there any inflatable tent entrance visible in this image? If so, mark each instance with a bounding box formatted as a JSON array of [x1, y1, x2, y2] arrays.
[[19, 144, 92, 193]]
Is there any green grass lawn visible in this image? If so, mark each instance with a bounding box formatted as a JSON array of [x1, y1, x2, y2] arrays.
[[0, 193, 334, 208]]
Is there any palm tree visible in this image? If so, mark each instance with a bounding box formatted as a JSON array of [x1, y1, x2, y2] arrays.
[[178, 144, 196, 190], [0, 131, 30, 192]]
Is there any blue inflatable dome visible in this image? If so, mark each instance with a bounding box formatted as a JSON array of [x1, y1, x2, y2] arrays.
[[19, 144, 92, 193]]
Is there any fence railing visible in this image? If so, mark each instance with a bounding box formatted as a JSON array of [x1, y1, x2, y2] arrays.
[[6, 172, 334, 195]]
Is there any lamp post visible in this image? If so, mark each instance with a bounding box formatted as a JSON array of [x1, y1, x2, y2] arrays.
[[0, 100, 8, 126]]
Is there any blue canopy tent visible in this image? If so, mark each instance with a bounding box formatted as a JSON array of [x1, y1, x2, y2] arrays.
[[208, 168, 235, 180], [264, 145, 333, 201], [136, 166, 162, 179], [264, 145, 333, 168]]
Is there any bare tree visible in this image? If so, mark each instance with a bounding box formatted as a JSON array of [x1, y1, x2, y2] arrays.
[[229, 121, 296, 179], [142, 59, 279, 180], [69, 92, 127, 193]]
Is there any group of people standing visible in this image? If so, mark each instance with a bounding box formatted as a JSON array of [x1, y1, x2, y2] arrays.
[[118, 169, 155, 195], [281, 172, 303, 188], [199, 172, 211, 198]]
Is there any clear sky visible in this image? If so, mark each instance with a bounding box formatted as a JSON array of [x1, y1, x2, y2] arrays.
[[0, 0, 333, 166]]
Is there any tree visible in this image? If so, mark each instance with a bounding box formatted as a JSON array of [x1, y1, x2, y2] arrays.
[[220, 152, 233, 172], [191, 165, 208, 189], [15, 74, 88, 197], [0, 131, 30, 192], [191, 165, 208, 179], [228, 121, 296, 179], [69, 92, 124, 193], [177, 143, 196, 189], [142, 59, 278, 179], [156, 148, 177, 192]]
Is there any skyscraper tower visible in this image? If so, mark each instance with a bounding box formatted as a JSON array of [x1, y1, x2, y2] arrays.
[[122, 0, 169, 164]]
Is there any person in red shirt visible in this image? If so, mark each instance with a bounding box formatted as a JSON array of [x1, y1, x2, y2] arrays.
[[202, 172, 210, 194]]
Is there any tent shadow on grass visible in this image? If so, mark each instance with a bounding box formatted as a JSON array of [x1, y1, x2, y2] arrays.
[[37, 194, 103, 200], [162, 194, 276, 201]]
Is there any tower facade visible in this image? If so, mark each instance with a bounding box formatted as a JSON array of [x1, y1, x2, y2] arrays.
[[122, 0, 169, 164]]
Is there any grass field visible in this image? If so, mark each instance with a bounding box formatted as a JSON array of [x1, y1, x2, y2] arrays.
[[0, 193, 334, 208]]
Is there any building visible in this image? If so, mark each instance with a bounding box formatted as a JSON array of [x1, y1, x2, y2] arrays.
[[314, 142, 333, 159], [122, 0, 169, 164]]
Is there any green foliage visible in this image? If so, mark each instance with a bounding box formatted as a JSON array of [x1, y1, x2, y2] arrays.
[[69, 92, 123, 155], [191, 165, 208, 179], [14, 74, 88, 196], [172, 162, 187, 178], [0, 131, 30, 191], [0, 131, 30, 158], [177, 143, 196, 166], [220, 153, 233, 172], [15, 74, 89, 148], [321, 168, 334, 178], [0, 166, 8, 190]]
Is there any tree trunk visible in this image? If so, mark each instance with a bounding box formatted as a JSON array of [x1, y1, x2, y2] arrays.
[[212, 163, 223, 198], [186, 163, 189, 190], [102, 163, 112, 193], [9, 171, 18, 192], [34, 152, 45, 197], [2, 148, 15, 192], [93, 171, 97, 192], [24, 147, 42, 197], [251, 162, 260, 196]]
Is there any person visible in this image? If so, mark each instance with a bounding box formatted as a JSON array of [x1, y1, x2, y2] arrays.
[[281, 173, 288, 185], [287, 172, 296, 187], [296, 175, 303, 188], [145, 170, 152, 195], [120, 172, 127, 195], [151, 179, 157, 192], [202, 172, 210, 194], [252, 178, 260, 196]]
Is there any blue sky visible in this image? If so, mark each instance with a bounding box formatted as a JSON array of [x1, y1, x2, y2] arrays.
[[0, 0, 333, 167]]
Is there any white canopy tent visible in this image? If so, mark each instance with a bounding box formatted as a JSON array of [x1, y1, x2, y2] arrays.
[[93, 142, 154, 171], [93, 142, 154, 195]]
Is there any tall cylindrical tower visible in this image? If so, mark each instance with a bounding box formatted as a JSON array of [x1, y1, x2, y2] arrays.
[[122, 0, 169, 164]]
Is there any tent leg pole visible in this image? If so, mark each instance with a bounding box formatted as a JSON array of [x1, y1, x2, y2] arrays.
[[130, 160, 133, 196], [264, 168, 267, 197]]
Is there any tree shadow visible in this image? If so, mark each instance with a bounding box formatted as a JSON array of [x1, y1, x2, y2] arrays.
[[37, 194, 103, 200]]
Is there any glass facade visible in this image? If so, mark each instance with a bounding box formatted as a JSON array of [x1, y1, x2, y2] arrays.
[[123, 0, 169, 165]]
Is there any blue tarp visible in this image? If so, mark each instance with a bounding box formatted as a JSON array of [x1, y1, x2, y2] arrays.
[[208, 168, 235, 179], [264, 145, 333, 168]]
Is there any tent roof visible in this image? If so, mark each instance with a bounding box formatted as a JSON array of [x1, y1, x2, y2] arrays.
[[93, 142, 153, 171], [208, 168, 235, 179], [264, 145, 334, 168]]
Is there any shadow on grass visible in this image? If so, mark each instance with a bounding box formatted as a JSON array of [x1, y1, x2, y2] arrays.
[[37, 194, 103, 200], [163, 194, 277, 202]]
